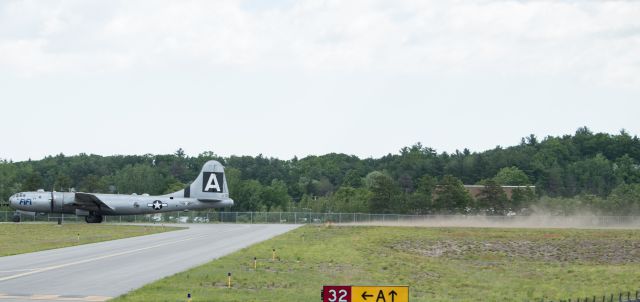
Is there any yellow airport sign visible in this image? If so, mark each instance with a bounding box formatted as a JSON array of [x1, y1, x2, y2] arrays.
[[351, 286, 409, 302]]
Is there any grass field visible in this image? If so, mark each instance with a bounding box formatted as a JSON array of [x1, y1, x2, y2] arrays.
[[0, 223, 181, 256], [112, 225, 640, 302]]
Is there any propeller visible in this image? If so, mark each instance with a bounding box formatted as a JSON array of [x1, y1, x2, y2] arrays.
[[50, 187, 55, 213]]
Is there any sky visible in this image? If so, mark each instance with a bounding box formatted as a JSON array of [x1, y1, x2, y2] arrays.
[[1, 0, 639, 162]]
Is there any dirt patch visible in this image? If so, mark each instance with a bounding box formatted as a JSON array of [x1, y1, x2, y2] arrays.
[[393, 238, 640, 264]]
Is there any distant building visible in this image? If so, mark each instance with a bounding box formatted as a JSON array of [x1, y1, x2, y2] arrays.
[[463, 185, 535, 199]]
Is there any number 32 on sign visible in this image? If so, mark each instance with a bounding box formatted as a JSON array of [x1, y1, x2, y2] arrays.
[[323, 285, 409, 302]]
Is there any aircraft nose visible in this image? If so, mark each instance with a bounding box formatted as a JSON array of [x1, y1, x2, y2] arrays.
[[9, 195, 19, 207]]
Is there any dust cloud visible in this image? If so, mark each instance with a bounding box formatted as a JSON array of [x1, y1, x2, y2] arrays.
[[341, 214, 640, 229]]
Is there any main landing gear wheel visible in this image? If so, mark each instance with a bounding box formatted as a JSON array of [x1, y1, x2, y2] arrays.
[[12, 215, 20, 223], [85, 215, 103, 223]]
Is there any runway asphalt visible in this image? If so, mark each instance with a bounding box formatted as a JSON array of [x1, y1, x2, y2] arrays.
[[0, 223, 299, 301]]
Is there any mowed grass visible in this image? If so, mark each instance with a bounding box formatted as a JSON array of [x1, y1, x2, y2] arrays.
[[0, 223, 181, 256], [112, 225, 640, 302]]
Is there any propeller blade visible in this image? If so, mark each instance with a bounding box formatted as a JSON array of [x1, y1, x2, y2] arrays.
[[50, 189, 54, 212]]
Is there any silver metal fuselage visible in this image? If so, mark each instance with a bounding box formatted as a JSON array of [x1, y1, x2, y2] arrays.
[[8, 191, 232, 216]]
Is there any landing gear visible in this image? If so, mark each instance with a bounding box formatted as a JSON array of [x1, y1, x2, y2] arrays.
[[12, 214, 20, 223], [85, 214, 103, 224]]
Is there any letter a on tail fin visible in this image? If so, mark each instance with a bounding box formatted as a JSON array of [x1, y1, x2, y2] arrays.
[[202, 172, 223, 192], [178, 160, 232, 204]]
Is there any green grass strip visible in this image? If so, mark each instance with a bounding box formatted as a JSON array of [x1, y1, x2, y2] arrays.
[[0, 223, 181, 256]]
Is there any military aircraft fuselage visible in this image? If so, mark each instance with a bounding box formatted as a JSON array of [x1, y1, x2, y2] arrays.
[[9, 191, 232, 216]]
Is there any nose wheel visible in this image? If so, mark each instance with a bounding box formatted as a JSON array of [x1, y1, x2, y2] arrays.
[[85, 215, 103, 223], [12, 214, 20, 223]]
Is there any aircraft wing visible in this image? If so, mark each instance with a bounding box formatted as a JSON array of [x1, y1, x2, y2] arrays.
[[73, 193, 115, 211]]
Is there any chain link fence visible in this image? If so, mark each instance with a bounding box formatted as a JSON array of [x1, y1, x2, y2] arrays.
[[2, 211, 640, 227], [548, 290, 640, 302]]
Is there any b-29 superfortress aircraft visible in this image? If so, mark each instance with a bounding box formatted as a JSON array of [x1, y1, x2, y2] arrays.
[[8, 160, 233, 223]]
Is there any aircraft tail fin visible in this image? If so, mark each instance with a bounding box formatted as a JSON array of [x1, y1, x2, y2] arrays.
[[181, 160, 233, 205]]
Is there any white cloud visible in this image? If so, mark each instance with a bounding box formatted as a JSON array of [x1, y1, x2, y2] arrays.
[[0, 0, 639, 86]]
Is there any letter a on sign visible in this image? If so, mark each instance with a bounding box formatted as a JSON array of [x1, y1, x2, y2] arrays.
[[350, 286, 409, 302], [203, 173, 221, 192]]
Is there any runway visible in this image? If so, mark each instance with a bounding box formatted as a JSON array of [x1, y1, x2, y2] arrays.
[[0, 223, 299, 301]]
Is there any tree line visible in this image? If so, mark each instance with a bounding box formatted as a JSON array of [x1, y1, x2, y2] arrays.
[[1, 127, 639, 215]]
